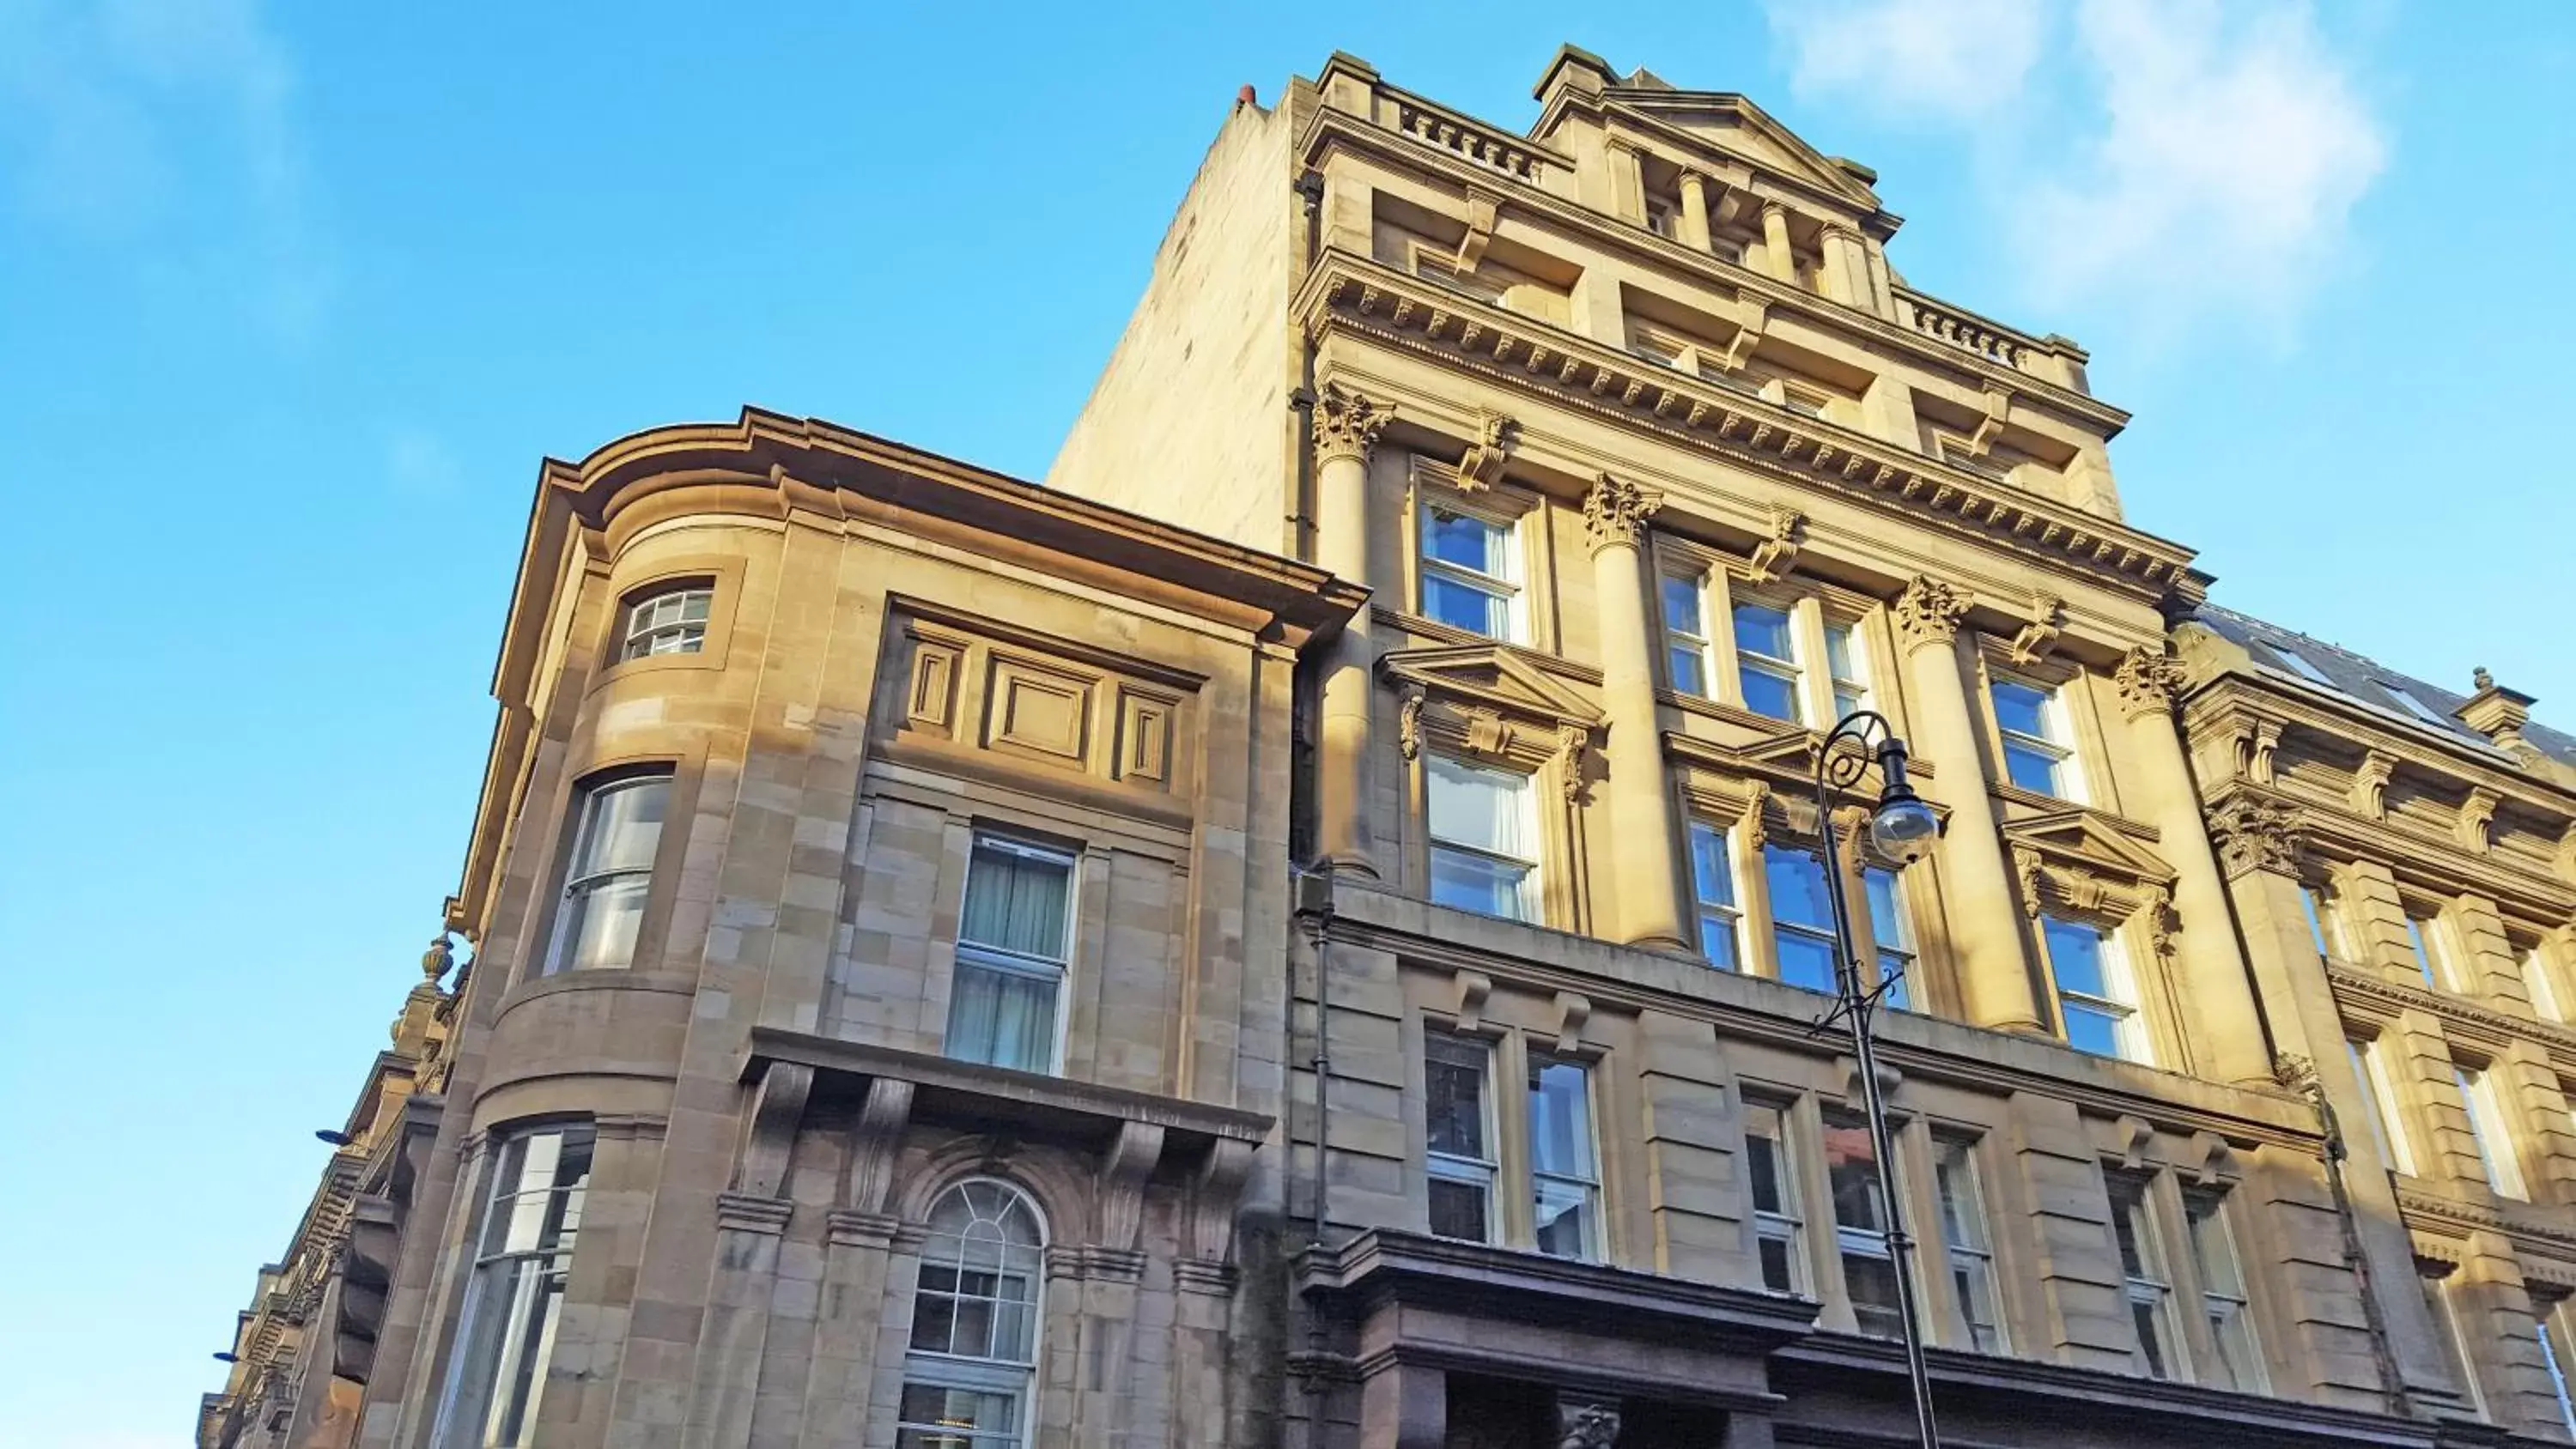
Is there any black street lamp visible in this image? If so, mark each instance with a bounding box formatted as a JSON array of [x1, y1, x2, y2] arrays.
[[1812, 709, 1941, 1448]]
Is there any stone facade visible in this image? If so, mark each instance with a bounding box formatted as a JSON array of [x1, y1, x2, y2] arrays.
[[203, 44, 2576, 1449]]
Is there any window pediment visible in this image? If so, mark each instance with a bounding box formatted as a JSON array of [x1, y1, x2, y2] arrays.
[[1381, 645, 1605, 731], [2002, 809, 2177, 890]]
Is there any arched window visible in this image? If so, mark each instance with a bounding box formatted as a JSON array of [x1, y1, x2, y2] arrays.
[[897, 1179, 1045, 1447]]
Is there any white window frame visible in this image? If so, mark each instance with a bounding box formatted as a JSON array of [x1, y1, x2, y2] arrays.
[[1990, 674, 2085, 802], [1825, 618, 1871, 721], [897, 1179, 1047, 1449], [2348, 1034, 2418, 1176], [2109, 1173, 2184, 1380], [1689, 821, 1745, 969], [432, 1125, 594, 1449], [544, 773, 672, 975], [1731, 594, 1809, 725], [2536, 1295, 2576, 1438], [1416, 495, 1526, 642], [1933, 1136, 2004, 1353], [2407, 909, 2458, 991], [1742, 1099, 1807, 1294], [2183, 1188, 2265, 1391], [2424, 1271, 2488, 1416], [2453, 1061, 2527, 1199], [2039, 914, 2148, 1064], [2300, 882, 2341, 961], [1423, 1034, 1498, 1246], [1525, 1050, 1603, 1264], [2521, 943, 2564, 1022], [617, 583, 713, 660], [1425, 754, 1542, 924], [1661, 568, 1716, 698], [946, 835, 1079, 1076]]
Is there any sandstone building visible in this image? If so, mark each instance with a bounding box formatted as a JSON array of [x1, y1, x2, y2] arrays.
[[204, 45, 2576, 1449]]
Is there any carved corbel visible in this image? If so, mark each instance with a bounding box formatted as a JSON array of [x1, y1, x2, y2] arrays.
[[733, 1060, 816, 1200], [2140, 885, 2180, 961], [846, 1076, 915, 1216], [1557, 1397, 1623, 1449], [1187, 1137, 1258, 1265], [1965, 385, 2011, 454], [1713, 300, 1768, 374], [2350, 751, 2394, 821], [1451, 968, 1493, 1033], [1744, 503, 1807, 585], [2187, 1131, 2239, 1187], [2007, 591, 2067, 667], [1096, 1121, 1167, 1254], [1556, 723, 1590, 805], [1397, 688, 1426, 761], [2116, 1114, 2154, 1170], [1740, 779, 1772, 852], [2012, 846, 2044, 919], [1552, 991, 1592, 1055], [2458, 787, 2500, 853], [2248, 718, 2281, 785], [1455, 187, 1501, 271], [1832, 803, 1871, 875], [1453, 408, 1517, 493]]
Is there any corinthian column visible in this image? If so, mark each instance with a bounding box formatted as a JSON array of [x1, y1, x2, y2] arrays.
[[1584, 475, 1689, 952], [1314, 385, 1388, 878], [1893, 577, 2044, 1033], [2113, 647, 2269, 1084]]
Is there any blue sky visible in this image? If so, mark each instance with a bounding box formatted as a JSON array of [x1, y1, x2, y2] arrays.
[[1, 2, 2568, 1443]]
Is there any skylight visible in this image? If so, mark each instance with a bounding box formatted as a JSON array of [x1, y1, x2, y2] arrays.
[[2380, 683, 2452, 728], [2264, 641, 2336, 687]]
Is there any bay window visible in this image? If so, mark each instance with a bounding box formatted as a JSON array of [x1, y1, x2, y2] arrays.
[[545, 773, 671, 974], [434, 1125, 594, 1449], [617, 582, 713, 660]]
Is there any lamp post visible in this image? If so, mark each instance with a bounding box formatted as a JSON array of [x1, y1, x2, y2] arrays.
[[1812, 709, 1942, 1449]]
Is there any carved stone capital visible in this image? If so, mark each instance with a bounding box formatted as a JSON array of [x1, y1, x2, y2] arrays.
[[2113, 646, 2190, 720], [2208, 795, 2302, 879], [1581, 473, 1662, 555], [1892, 575, 1971, 654], [1312, 384, 1391, 466]]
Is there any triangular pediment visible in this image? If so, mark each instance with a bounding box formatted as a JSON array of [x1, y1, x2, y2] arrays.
[[1606, 88, 1883, 212], [1380, 645, 1605, 728], [2001, 809, 2176, 885]]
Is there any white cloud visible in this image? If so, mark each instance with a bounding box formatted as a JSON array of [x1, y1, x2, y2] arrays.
[[1765, 0, 2049, 121], [2022, 0, 2385, 336], [1761, 0, 2385, 343], [0, 0, 334, 338]]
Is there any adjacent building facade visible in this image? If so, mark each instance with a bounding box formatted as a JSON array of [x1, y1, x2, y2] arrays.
[[204, 45, 2576, 1449]]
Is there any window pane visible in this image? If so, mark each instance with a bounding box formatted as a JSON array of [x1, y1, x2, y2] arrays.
[[438, 1129, 593, 1449], [1422, 573, 1513, 637], [577, 778, 668, 876], [1428, 1179, 1489, 1243], [2407, 916, 2445, 989], [1427, 757, 1533, 859], [959, 840, 1072, 961], [1733, 603, 1795, 661], [896, 1383, 1021, 1446], [1430, 848, 1534, 920], [1692, 824, 1740, 968], [2183, 1194, 2244, 1295], [1821, 1113, 1886, 1234], [1424, 508, 1509, 574], [2062, 1003, 2123, 1059], [2300, 888, 2333, 958], [1534, 1177, 1595, 1260], [1759, 1236, 1797, 1293], [1527, 1057, 1595, 1179], [1745, 1110, 1786, 1216], [1844, 1252, 1905, 1337], [2042, 918, 2110, 997], [1990, 681, 2053, 739], [945, 961, 1060, 1073], [2539, 1312, 2576, 1437], [1765, 846, 1834, 929], [1741, 665, 1804, 722], [1668, 644, 1708, 696], [1775, 932, 1838, 995], [1662, 574, 1703, 635], [1425, 1040, 1488, 1160], [1935, 1142, 1988, 1253], [2001, 740, 2063, 795], [556, 876, 649, 973]]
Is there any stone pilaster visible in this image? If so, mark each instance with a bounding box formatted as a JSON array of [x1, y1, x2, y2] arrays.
[[1893, 577, 2044, 1034], [1583, 475, 1688, 952]]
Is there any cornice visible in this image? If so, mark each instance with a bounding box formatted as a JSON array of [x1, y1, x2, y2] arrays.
[[2397, 1184, 2576, 1259], [2207, 775, 2576, 918], [1295, 109, 2129, 433], [2324, 960, 2576, 1071], [1316, 881, 2322, 1150], [1296, 253, 2196, 608], [2184, 674, 2576, 822]]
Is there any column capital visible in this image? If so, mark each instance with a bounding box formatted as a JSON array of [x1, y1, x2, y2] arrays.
[[1759, 198, 1791, 221], [1675, 166, 1711, 191], [1582, 473, 1662, 555], [1891, 575, 1971, 653], [1313, 384, 1392, 466], [2208, 794, 2304, 879], [2113, 645, 2190, 719]]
